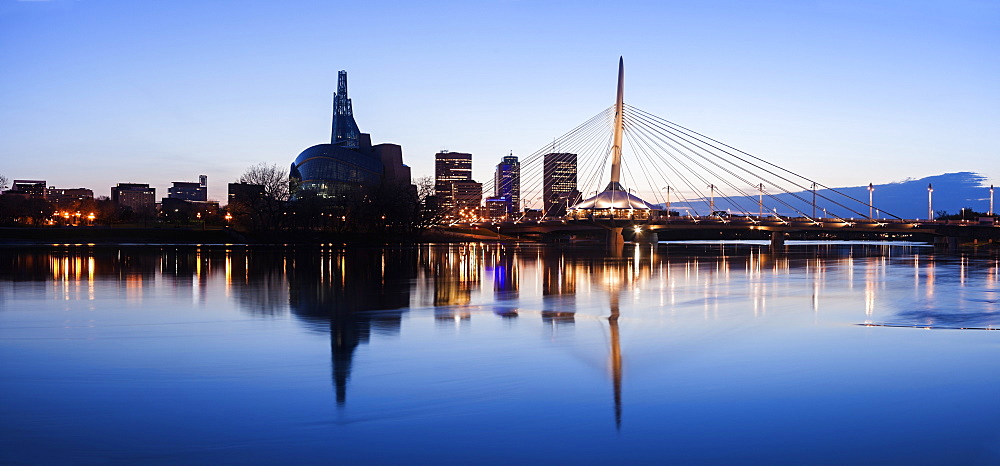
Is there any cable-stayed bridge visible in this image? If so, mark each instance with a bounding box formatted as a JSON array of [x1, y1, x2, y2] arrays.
[[440, 58, 997, 249]]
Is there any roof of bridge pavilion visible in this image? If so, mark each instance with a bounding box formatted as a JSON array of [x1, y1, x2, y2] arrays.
[[571, 187, 655, 210]]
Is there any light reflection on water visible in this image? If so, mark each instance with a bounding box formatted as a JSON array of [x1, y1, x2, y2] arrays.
[[1, 242, 999, 463]]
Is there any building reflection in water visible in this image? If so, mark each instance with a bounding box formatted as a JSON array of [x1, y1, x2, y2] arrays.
[[492, 245, 519, 301], [429, 244, 481, 324], [285, 247, 416, 406], [6, 242, 1000, 422], [430, 244, 481, 307], [542, 248, 576, 327]]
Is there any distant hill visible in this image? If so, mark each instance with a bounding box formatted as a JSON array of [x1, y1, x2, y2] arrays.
[[652, 172, 992, 220]]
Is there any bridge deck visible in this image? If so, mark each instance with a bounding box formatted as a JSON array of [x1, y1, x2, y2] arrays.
[[446, 217, 999, 239]]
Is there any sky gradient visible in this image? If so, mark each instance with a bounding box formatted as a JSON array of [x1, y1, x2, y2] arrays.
[[1, 0, 997, 203]]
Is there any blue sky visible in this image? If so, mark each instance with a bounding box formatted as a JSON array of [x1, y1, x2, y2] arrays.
[[1, 0, 997, 203]]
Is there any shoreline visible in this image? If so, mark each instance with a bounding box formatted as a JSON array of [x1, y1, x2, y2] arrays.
[[0, 226, 494, 246]]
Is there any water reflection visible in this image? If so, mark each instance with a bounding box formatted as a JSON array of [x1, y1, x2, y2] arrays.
[[287, 249, 415, 405], [3, 242, 999, 423]]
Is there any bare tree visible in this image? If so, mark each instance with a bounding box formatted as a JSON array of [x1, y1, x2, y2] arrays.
[[415, 175, 435, 202], [239, 163, 292, 202], [231, 163, 294, 232], [0, 174, 9, 191], [413, 175, 443, 229]]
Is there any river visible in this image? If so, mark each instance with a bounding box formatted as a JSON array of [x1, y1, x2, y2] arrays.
[[1, 242, 998, 463]]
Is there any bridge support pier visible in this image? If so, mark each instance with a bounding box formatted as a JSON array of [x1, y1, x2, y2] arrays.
[[608, 227, 625, 255], [770, 231, 785, 248], [934, 236, 960, 251], [633, 228, 658, 245]]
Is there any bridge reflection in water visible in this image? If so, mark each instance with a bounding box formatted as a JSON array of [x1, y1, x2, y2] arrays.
[[7, 243, 997, 430], [107, 243, 991, 427]]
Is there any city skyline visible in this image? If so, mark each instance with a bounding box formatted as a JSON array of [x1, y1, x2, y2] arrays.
[[1, 1, 997, 203]]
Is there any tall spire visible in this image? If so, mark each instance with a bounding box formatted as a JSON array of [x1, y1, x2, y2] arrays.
[[331, 70, 361, 148], [606, 57, 625, 191]]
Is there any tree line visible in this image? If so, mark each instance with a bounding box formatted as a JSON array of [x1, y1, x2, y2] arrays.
[[0, 166, 443, 237], [226, 163, 442, 240]]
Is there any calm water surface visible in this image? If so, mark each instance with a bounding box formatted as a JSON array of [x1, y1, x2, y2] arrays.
[[1, 242, 999, 463]]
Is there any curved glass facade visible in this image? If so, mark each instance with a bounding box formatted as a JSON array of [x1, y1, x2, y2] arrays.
[[293, 144, 383, 199]]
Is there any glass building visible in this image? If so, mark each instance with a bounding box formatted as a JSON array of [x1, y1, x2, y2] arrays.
[[291, 71, 409, 200], [543, 152, 579, 217], [494, 154, 520, 216]]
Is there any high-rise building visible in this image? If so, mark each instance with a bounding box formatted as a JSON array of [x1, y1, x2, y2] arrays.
[[494, 154, 520, 216], [543, 152, 579, 217], [451, 180, 483, 220], [167, 175, 207, 202], [111, 183, 156, 214], [435, 151, 473, 215]]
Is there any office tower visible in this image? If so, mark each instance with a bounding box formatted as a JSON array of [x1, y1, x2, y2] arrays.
[[451, 180, 483, 219], [543, 152, 578, 217], [494, 154, 520, 216], [435, 151, 473, 214]]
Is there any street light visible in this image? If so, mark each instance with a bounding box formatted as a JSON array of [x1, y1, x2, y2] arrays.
[[758, 183, 764, 218], [868, 183, 875, 219], [811, 182, 817, 219], [661, 186, 671, 218], [990, 185, 995, 216], [927, 183, 934, 221]]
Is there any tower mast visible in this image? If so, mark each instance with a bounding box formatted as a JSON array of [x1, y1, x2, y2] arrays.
[[606, 57, 625, 191]]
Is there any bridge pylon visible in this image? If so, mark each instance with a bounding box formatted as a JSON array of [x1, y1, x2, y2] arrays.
[[569, 58, 657, 250]]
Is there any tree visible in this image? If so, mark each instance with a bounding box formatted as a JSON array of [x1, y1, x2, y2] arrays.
[[415, 175, 435, 201], [94, 196, 118, 225], [413, 175, 443, 230], [239, 162, 293, 202], [231, 163, 293, 232], [0, 174, 8, 192], [16, 197, 54, 225], [936, 208, 995, 221]]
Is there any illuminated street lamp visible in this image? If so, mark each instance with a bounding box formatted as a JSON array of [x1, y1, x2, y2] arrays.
[[990, 185, 995, 216], [661, 186, 671, 218], [758, 183, 764, 218], [811, 181, 817, 218], [868, 183, 875, 219], [927, 183, 934, 221]]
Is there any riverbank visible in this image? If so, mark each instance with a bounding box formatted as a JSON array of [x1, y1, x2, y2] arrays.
[[0, 226, 490, 245], [0, 226, 242, 245]]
